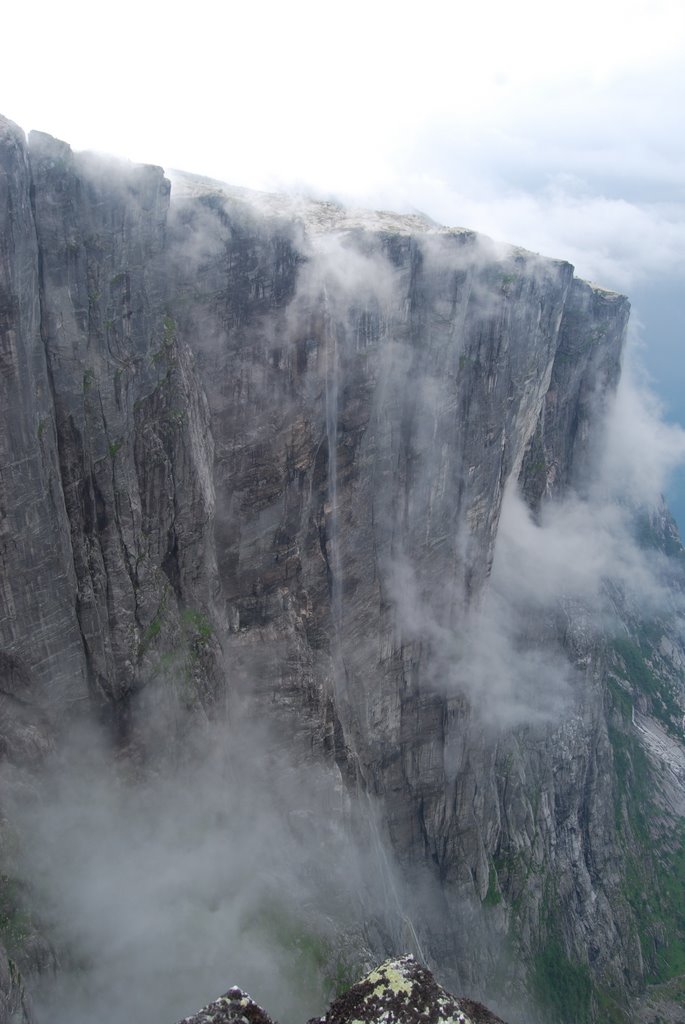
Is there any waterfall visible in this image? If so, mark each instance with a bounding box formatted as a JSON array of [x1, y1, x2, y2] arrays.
[[364, 791, 427, 963], [323, 282, 342, 629], [322, 284, 424, 964]]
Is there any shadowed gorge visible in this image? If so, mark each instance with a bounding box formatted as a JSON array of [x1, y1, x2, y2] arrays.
[[1, 115, 685, 1024]]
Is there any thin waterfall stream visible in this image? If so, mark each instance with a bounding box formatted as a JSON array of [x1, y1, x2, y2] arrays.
[[322, 282, 424, 965]]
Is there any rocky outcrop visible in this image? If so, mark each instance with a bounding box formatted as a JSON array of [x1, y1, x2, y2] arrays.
[[0, 949, 31, 1024], [1, 117, 684, 1024], [177, 957, 506, 1024], [177, 985, 276, 1024], [311, 957, 507, 1024]]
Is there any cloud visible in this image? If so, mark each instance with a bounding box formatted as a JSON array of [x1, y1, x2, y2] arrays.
[[363, 167, 685, 295], [600, 346, 685, 506], [380, 343, 685, 731], [382, 548, 574, 729], [382, 486, 681, 732], [4, 3, 684, 326], [8, 714, 409, 1024], [493, 488, 676, 620]]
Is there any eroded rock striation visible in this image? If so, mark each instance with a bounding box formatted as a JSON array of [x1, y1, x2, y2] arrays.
[[1, 115, 685, 1024]]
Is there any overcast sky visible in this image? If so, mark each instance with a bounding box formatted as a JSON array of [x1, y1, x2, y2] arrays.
[[3, 0, 684, 521]]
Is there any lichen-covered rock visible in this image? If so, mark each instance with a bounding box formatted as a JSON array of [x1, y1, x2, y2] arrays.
[[310, 956, 507, 1024], [176, 958, 507, 1024], [177, 985, 276, 1024]]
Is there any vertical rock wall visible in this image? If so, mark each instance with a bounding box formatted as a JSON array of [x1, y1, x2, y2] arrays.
[[0, 117, 660, 1023]]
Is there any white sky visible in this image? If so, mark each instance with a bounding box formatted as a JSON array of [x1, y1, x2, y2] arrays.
[[3, 0, 685, 514], [2, 0, 683, 286]]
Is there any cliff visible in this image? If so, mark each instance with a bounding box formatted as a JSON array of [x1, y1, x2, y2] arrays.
[[1, 115, 684, 1024]]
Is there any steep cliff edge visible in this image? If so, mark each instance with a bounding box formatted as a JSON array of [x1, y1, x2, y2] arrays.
[[1, 117, 684, 1024]]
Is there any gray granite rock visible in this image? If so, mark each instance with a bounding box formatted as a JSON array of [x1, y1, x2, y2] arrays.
[[0, 947, 31, 1024], [177, 984, 276, 1024], [178, 957, 506, 1024], [0, 120, 683, 1024], [310, 956, 507, 1024]]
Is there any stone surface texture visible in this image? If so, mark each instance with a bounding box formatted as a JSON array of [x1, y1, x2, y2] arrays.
[[177, 984, 277, 1024], [310, 956, 507, 1024], [1, 118, 684, 1024], [176, 957, 506, 1024]]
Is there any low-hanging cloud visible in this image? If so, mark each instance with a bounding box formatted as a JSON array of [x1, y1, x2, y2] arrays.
[[381, 340, 685, 730], [8, 712, 410, 1024], [383, 548, 576, 729], [382, 175, 685, 295], [600, 348, 685, 507]]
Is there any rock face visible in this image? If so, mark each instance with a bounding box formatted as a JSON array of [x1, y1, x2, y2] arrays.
[[1, 116, 684, 1024], [311, 957, 507, 1024], [177, 957, 506, 1024], [0, 949, 31, 1024], [177, 984, 277, 1024]]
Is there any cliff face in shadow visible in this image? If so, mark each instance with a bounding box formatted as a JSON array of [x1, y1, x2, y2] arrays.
[[1, 116, 684, 1024]]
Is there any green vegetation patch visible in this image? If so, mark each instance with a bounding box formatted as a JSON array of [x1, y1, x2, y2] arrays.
[[483, 862, 502, 907], [163, 314, 177, 344], [531, 938, 593, 1024], [138, 592, 169, 656], [0, 876, 32, 960], [144, 615, 162, 645], [612, 635, 682, 735], [607, 680, 685, 988], [607, 719, 651, 840], [242, 901, 360, 1003], [594, 986, 631, 1024], [152, 314, 179, 365], [181, 608, 213, 645], [631, 830, 685, 984]]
